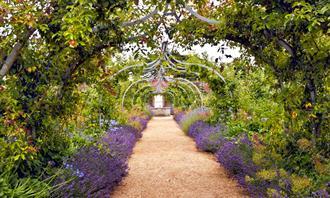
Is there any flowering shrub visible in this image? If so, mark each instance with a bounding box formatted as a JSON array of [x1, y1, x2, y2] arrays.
[[179, 107, 210, 133], [176, 108, 329, 197], [215, 136, 257, 186], [188, 121, 226, 153], [54, 146, 127, 198], [187, 120, 209, 138], [53, 115, 149, 197], [174, 111, 185, 123], [174, 110, 264, 196], [129, 116, 149, 133]]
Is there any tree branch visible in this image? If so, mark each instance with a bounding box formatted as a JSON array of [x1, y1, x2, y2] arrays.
[[0, 28, 35, 79], [0, 42, 23, 79]]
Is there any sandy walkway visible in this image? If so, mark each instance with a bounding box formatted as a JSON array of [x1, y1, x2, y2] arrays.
[[112, 116, 247, 198]]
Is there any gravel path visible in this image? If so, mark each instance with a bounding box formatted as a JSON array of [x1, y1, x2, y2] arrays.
[[112, 116, 247, 198]]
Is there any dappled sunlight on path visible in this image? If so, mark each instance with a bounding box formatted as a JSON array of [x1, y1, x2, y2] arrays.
[[112, 116, 247, 198]]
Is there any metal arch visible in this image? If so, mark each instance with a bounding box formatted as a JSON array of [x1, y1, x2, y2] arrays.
[[169, 55, 226, 83], [166, 66, 200, 78], [175, 77, 203, 106], [166, 84, 198, 106], [163, 91, 176, 105], [184, 4, 220, 25], [164, 53, 186, 70], [142, 91, 154, 104], [123, 79, 201, 108], [163, 52, 200, 78], [134, 89, 154, 106], [121, 4, 220, 26], [165, 84, 193, 104], [109, 58, 161, 80], [122, 7, 158, 27], [167, 84, 191, 99], [174, 85, 189, 96], [132, 85, 154, 106], [167, 77, 203, 106], [170, 81, 198, 99], [122, 3, 170, 27], [121, 79, 149, 108]]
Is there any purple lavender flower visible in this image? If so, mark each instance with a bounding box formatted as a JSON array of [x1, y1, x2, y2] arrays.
[[311, 189, 329, 198], [55, 115, 149, 197], [188, 121, 227, 153], [188, 120, 210, 138], [174, 111, 186, 123], [215, 138, 257, 186]]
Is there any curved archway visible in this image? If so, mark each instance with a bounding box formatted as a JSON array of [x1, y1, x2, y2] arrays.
[[121, 79, 149, 108]]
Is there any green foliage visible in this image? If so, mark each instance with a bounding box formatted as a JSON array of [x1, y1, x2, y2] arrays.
[[0, 0, 328, 196], [0, 171, 52, 198]]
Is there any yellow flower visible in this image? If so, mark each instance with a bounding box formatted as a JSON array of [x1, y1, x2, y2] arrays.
[[267, 188, 278, 197], [252, 152, 266, 166], [291, 175, 311, 194], [26, 146, 38, 153], [279, 169, 288, 177], [297, 138, 312, 150], [257, 169, 277, 180], [305, 102, 312, 108], [291, 111, 298, 119], [314, 160, 329, 175]]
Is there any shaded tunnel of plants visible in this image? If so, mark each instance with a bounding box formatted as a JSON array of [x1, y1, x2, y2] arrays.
[[0, 0, 329, 197]]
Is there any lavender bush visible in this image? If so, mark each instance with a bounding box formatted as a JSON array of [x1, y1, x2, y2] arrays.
[[312, 189, 329, 198], [179, 107, 210, 133], [55, 146, 127, 198], [54, 115, 149, 197], [215, 136, 257, 186], [175, 109, 329, 197], [188, 120, 209, 138], [188, 121, 227, 153], [129, 116, 149, 132], [174, 111, 185, 123], [174, 110, 262, 196]]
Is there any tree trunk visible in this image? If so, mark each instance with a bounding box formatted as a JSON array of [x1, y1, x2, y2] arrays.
[[305, 77, 321, 145]]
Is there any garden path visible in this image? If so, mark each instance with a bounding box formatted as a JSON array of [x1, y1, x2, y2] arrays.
[[112, 116, 247, 198]]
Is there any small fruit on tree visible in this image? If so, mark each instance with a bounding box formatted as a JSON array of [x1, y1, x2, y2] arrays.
[[140, 37, 147, 44], [0, 85, 5, 92], [69, 40, 78, 48], [208, 25, 217, 31]]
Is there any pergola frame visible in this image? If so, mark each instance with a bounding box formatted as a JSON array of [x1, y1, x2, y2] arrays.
[[121, 2, 220, 28]]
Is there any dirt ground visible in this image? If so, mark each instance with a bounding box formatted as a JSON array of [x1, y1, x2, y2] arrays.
[[111, 116, 248, 198]]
